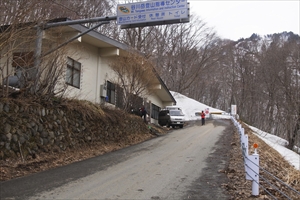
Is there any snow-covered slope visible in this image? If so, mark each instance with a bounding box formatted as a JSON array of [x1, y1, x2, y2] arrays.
[[170, 91, 225, 121]]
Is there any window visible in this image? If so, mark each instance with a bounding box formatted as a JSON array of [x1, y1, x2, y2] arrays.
[[170, 110, 184, 116], [66, 57, 81, 88], [151, 104, 159, 120], [116, 85, 124, 109], [107, 81, 115, 104]]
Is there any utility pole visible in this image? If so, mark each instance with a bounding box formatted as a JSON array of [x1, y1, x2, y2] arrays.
[[32, 24, 43, 92]]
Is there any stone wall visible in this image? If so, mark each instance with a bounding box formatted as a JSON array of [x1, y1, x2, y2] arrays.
[[0, 99, 151, 160]]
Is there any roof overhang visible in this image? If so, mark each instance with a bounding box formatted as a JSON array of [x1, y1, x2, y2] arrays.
[[69, 24, 129, 57]]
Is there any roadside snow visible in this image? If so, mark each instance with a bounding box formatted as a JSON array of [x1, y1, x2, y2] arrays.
[[249, 126, 300, 170], [170, 91, 300, 171]]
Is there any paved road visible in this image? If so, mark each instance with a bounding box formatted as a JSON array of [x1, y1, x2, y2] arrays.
[[1, 119, 232, 200]]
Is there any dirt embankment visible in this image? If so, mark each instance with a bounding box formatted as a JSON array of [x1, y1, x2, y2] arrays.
[[225, 122, 300, 199]]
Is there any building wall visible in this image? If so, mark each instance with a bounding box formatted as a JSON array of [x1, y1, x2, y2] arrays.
[[64, 42, 110, 104], [63, 42, 173, 125], [64, 41, 127, 105]]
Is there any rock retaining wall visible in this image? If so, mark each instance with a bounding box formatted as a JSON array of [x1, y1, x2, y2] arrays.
[[0, 99, 150, 160]]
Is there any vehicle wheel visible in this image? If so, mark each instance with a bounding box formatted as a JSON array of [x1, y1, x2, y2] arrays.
[[179, 125, 183, 128], [167, 121, 171, 128], [172, 125, 175, 128]]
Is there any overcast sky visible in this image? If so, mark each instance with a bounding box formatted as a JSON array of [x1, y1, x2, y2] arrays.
[[189, 0, 300, 40]]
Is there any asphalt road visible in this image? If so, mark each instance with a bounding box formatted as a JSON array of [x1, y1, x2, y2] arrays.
[[1, 119, 232, 200]]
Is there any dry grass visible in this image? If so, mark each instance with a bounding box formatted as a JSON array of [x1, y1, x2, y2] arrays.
[[61, 99, 106, 119], [226, 122, 300, 199]]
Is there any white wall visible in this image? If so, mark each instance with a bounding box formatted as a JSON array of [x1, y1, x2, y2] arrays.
[[64, 43, 103, 103], [64, 42, 121, 105]]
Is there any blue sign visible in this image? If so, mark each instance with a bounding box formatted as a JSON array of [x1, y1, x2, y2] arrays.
[[117, 0, 189, 26]]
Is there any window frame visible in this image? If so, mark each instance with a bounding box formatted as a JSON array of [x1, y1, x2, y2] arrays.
[[151, 104, 160, 120], [107, 81, 116, 105], [66, 57, 81, 89]]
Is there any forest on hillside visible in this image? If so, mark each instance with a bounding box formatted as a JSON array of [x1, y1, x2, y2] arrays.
[[1, 0, 299, 151]]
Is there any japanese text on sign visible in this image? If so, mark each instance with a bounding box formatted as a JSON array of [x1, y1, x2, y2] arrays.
[[117, 0, 189, 25]]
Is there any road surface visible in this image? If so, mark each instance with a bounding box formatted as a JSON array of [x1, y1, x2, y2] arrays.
[[1, 119, 232, 200]]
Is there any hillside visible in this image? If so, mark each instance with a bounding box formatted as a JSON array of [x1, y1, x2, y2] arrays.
[[227, 124, 300, 199]]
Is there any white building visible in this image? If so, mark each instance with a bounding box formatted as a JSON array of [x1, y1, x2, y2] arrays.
[[0, 18, 176, 124]]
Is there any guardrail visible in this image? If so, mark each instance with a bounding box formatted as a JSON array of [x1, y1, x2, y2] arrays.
[[231, 116, 259, 195], [231, 116, 300, 199]]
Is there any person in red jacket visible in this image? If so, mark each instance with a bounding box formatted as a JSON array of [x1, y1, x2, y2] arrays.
[[201, 110, 205, 125], [140, 106, 147, 123]]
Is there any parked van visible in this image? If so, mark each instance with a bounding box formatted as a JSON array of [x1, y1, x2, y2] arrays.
[[158, 107, 185, 128], [165, 106, 182, 111], [169, 109, 185, 128]]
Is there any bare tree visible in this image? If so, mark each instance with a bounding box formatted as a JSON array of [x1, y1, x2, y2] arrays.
[[151, 15, 221, 95], [1, 0, 114, 98], [219, 32, 300, 150], [1, 0, 114, 25], [109, 51, 158, 112], [0, 21, 77, 99], [275, 34, 300, 149]]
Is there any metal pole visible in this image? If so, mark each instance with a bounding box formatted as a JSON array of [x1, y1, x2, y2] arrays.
[[44, 16, 117, 29], [32, 24, 43, 93], [251, 152, 259, 196]]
